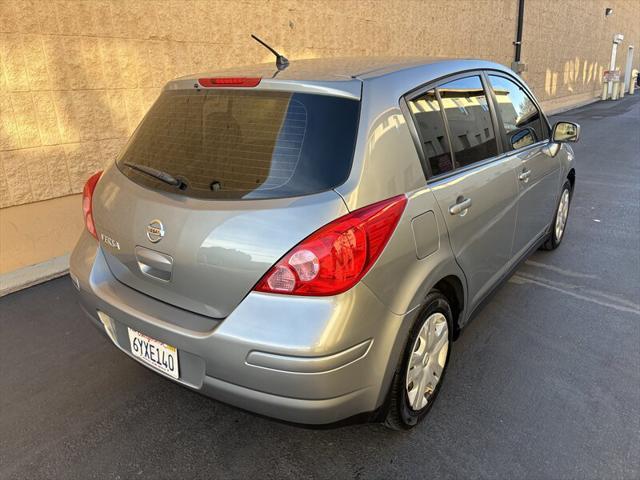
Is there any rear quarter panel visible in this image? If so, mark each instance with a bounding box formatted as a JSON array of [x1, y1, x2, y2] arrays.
[[338, 71, 468, 321], [362, 185, 467, 319]]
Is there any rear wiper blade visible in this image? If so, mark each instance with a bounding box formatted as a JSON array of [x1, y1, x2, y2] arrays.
[[124, 162, 184, 188]]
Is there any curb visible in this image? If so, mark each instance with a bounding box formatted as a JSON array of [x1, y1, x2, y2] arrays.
[[0, 254, 70, 297]]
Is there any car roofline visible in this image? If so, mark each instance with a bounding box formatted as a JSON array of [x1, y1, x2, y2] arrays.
[[163, 57, 516, 100], [165, 77, 363, 100]]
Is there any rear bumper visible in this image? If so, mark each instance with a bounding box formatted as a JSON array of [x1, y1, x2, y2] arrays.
[[70, 231, 414, 425]]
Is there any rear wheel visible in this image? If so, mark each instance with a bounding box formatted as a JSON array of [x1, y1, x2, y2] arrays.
[[542, 180, 572, 251], [384, 291, 452, 430]]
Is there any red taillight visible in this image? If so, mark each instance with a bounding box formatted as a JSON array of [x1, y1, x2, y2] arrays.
[[254, 195, 407, 296], [198, 77, 262, 88], [82, 171, 102, 239]]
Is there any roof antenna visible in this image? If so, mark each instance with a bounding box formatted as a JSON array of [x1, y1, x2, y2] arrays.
[[251, 34, 289, 70]]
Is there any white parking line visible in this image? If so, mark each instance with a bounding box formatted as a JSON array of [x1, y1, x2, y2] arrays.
[[524, 260, 597, 279], [510, 272, 640, 316]]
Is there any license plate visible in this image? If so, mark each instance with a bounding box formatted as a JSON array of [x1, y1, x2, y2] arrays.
[[128, 328, 179, 379]]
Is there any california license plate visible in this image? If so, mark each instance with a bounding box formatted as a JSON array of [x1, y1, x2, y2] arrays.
[[128, 328, 179, 379]]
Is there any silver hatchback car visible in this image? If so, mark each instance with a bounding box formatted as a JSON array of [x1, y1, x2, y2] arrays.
[[70, 57, 579, 429]]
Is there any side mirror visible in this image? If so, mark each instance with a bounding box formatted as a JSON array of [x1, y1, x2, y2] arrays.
[[552, 121, 580, 143]]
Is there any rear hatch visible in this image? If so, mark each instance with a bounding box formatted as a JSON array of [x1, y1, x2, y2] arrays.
[[93, 81, 360, 318]]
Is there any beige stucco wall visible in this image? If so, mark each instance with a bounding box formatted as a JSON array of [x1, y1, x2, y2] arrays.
[[521, 0, 639, 111], [0, 0, 639, 275], [0, 194, 82, 273]]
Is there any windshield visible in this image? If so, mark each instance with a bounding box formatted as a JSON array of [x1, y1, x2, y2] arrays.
[[116, 89, 360, 199]]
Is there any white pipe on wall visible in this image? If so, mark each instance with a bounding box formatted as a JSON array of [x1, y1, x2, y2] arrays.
[[624, 46, 634, 92], [608, 43, 618, 97], [609, 34, 624, 97]]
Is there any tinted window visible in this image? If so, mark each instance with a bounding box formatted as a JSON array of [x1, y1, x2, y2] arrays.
[[488, 74, 547, 150], [438, 76, 498, 168], [408, 90, 453, 176], [117, 90, 359, 199]]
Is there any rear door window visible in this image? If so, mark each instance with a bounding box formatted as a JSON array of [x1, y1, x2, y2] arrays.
[[437, 76, 499, 168], [117, 90, 359, 200], [488, 74, 547, 150], [407, 90, 454, 176]]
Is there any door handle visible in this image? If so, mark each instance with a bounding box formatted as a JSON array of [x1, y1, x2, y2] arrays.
[[449, 196, 472, 216], [519, 169, 531, 182]]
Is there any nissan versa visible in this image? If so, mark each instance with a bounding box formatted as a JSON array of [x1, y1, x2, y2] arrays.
[[70, 56, 579, 429]]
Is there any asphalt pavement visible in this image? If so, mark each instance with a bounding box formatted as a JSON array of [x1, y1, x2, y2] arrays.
[[1, 94, 639, 480]]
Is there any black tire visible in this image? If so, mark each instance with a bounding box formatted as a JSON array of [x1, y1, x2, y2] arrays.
[[541, 180, 572, 251], [383, 290, 453, 430]]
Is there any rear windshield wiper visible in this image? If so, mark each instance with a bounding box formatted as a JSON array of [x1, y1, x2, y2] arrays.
[[123, 162, 187, 189]]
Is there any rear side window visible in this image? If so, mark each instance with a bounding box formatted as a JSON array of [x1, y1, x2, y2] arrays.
[[488, 74, 547, 150], [438, 76, 498, 168], [407, 90, 453, 176], [117, 90, 359, 200]]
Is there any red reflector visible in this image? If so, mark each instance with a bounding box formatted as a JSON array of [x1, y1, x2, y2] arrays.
[[82, 171, 103, 239], [254, 195, 407, 296], [198, 77, 261, 88]]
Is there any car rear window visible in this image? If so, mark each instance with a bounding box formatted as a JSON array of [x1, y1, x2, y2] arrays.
[[116, 89, 360, 199], [408, 89, 454, 176], [438, 76, 498, 168]]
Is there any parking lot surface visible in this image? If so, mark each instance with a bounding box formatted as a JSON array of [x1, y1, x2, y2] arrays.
[[1, 95, 639, 479]]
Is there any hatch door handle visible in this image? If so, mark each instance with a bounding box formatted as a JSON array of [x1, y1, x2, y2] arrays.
[[135, 246, 173, 282], [449, 196, 472, 216], [519, 168, 531, 182]]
